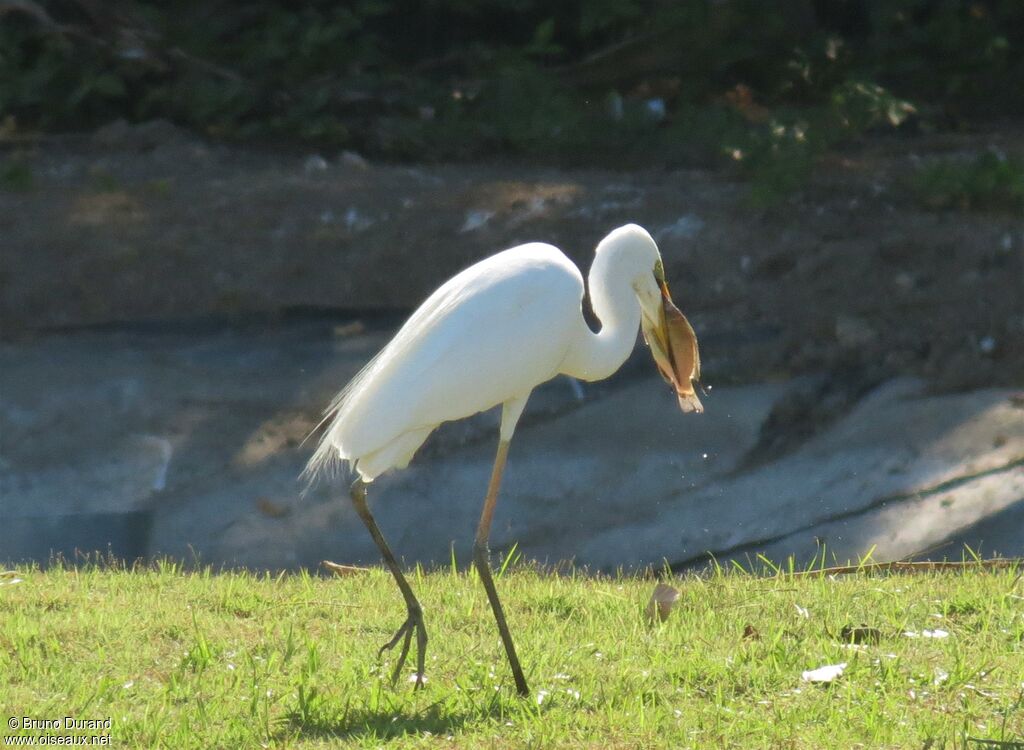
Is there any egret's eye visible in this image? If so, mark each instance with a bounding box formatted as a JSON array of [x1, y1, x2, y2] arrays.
[[653, 259, 665, 283]]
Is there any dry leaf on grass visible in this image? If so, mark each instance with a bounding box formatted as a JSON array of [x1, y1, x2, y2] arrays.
[[645, 583, 680, 623]]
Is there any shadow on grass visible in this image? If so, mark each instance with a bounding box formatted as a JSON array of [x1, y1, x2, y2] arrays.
[[284, 707, 466, 742], [281, 690, 536, 742]]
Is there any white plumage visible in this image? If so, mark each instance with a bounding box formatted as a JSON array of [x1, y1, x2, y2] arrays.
[[306, 224, 702, 696], [308, 223, 689, 483], [308, 242, 583, 480]]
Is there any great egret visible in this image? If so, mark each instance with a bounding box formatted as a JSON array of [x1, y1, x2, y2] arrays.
[[306, 223, 702, 697]]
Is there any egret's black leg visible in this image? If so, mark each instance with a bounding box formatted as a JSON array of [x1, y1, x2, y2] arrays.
[[474, 439, 530, 697], [350, 478, 427, 688]]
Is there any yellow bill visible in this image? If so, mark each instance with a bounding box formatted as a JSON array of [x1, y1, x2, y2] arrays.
[[641, 281, 703, 413]]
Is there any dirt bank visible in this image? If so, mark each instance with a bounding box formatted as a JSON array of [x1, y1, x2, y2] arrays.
[[2, 123, 1021, 397]]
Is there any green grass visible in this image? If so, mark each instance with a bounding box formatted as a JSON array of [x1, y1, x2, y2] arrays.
[[1, 560, 1021, 748]]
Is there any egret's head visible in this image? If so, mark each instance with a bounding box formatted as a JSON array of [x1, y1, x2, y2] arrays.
[[594, 224, 663, 317], [599, 223, 704, 413], [595, 224, 664, 331]]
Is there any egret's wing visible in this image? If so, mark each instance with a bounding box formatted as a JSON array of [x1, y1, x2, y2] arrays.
[[306, 245, 583, 482], [302, 278, 467, 483]]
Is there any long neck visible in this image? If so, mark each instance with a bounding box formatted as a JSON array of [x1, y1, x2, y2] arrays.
[[562, 250, 641, 382]]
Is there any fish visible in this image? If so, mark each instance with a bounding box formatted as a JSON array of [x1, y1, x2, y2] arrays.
[[643, 286, 703, 413]]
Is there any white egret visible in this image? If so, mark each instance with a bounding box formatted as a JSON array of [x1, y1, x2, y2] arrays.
[[306, 223, 702, 696]]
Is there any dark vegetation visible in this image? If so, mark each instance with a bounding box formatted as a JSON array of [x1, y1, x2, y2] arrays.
[[1, 0, 1023, 203], [912, 151, 1024, 211]]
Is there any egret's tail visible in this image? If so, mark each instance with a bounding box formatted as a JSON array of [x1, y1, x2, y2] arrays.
[[300, 348, 389, 489], [301, 429, 348, 490]]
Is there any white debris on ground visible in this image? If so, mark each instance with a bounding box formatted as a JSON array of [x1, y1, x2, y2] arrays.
[[801, 662, 847, 683]]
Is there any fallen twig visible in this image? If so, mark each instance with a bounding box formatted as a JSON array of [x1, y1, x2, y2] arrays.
[[790, 558, 1022, 578], [322, 560, 371, 577]]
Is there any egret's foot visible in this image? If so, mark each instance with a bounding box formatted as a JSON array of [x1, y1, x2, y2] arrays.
[[378, 606, 428, 688]]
